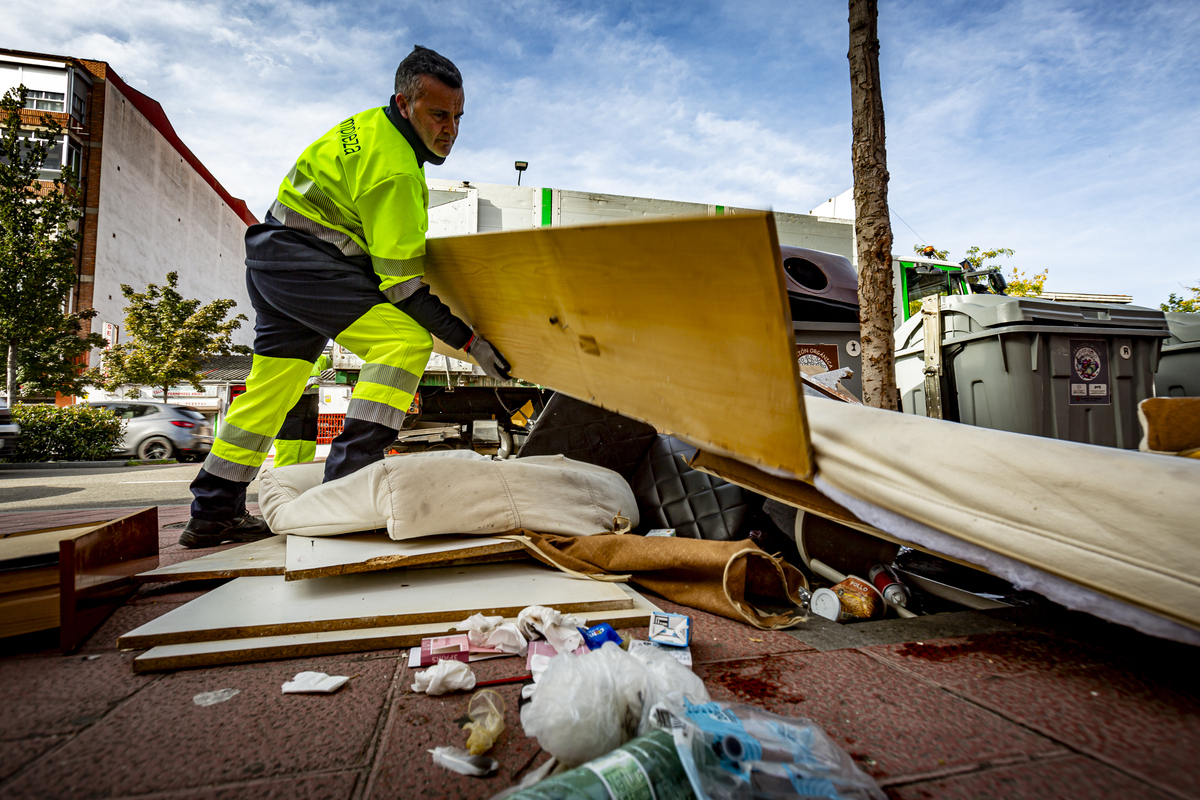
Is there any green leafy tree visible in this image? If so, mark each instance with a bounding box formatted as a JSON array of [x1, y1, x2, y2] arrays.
[[962, 245, 1047, 298], [1003, 267, 1048, 297], [0, 86, 86, 399], [13, 309, 106, 397], [89, 272, 250, 400], [1161, 282, 1199, 313]]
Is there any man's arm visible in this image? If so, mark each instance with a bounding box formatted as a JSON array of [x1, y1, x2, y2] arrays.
[[392, 283, 471, 350]]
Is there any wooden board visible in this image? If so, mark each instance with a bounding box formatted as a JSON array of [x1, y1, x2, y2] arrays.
[[0, 508, 158, 650], [130, 585, 661, 672], [59, 507, 159, 651], [135, 536, 287, 582], [284, 533, 527, 581], [0, 525, 108, 569], [424, 213, 814, 481], [117, 561, 635, 649], [1, 565, 59, 594], [0, 588, 59, 639]]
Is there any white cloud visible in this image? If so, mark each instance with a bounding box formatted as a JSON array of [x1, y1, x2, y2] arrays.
[[4, 0, 1196, 305]]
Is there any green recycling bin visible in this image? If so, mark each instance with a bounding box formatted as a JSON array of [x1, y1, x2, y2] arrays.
[[895, 295, 1170, 449], [1154, 312, 1200, 398]]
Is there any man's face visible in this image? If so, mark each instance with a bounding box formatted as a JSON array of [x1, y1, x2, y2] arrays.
[[396, 75, 464, 159]]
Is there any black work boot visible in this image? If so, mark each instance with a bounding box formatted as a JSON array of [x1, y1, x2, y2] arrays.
[[178, 513, 273, 549]]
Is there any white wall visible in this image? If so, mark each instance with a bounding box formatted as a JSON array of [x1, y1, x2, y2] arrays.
[[809, 188, 855, 221], [427, 179, 856, 263], [90, 79, 254, 363]]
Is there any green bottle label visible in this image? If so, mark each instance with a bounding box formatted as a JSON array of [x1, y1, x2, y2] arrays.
[[583, 749, 656, 800]]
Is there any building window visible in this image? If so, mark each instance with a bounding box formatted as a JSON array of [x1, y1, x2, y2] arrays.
[[71, 93, 86, 121], [66, 140, 82, 175], [17, 131, 66, 179], [24, 90, 65, 113]]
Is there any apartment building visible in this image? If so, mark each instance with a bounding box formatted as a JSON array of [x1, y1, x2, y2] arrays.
[[0, 47, 257, 369]]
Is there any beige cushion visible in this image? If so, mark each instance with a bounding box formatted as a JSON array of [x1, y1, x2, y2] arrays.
[[258, 452, 638, 540]]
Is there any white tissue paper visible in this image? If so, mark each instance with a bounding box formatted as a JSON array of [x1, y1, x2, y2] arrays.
[[281, 671, 350, 694], [483, 622, 528, 655], [454, 613, 505, 647], [517, 605, 585, 654], [412, 659, 477, 695]]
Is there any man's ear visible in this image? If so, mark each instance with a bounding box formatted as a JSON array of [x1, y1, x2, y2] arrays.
[[394, 93, 411, 120]]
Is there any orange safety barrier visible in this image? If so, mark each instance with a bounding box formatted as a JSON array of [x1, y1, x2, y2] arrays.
[[317, 414, 346, 445]]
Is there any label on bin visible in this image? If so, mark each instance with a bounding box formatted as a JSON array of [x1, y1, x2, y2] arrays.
[[796, 343, 840, 372], [584, 748, 655, 800], [1069, 339, 1111, 406]]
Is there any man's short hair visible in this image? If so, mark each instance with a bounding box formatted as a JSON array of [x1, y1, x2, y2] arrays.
[[394, 46, 462, 101]]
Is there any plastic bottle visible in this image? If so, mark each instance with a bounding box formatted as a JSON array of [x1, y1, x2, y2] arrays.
[[505, 730, 694, 800]]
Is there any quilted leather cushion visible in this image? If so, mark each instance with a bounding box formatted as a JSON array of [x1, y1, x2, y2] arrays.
[[517, 393, 659, 482], [632, 435, 748, 540]]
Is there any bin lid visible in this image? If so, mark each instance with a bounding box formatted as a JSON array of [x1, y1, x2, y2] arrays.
[[779, 246, 858, 307], [1164, 312, 1200, 344], [937, 294, 1169, 331]]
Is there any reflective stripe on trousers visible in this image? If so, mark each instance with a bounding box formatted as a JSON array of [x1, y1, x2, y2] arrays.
[[202, 301, 432, 483]]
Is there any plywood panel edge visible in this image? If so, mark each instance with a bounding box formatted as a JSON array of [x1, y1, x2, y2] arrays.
[[119, 595, 635, 650], [132, 597, 661, 672], [283, 541, 528, 581]]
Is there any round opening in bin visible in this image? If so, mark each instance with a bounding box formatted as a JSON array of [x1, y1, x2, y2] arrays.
[[784, 258, 829, 292]]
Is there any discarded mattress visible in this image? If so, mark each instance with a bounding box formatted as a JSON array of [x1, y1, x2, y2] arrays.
[[804, 399, 1200, 645], [258, 451, 639, 539]]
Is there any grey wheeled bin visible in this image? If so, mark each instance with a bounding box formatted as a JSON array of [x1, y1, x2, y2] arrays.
[[895, 295, 1170, 449], [780, 246, 863, 400], [1154, 312, 1200, 397]]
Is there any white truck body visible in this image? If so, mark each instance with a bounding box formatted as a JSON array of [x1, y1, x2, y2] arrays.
[[425, 180, 857, 259]]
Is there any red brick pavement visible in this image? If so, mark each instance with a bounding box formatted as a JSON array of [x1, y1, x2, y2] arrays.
[[0, 506, 1195, 800]]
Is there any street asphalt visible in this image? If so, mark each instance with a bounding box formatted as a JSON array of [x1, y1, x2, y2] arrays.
[[0, 462, 258, 512]]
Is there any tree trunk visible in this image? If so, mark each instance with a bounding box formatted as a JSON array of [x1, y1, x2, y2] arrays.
[[6, 341, 16, 402], [848, 0, 898, 410]]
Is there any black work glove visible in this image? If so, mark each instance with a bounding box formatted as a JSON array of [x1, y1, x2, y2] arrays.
[[465, 333, 511, 380]]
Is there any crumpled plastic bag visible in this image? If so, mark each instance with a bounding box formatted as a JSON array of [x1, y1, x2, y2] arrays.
[[281, 671, 349, 694], [412, 659, 477, 695], [463, 689, 506, 755], [428, 746, 498, 777], [665, 699, 887, 800], [520, 641, 710, 766], [517, 605, 585, 654]]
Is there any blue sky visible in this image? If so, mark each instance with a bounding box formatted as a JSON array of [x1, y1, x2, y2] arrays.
[[8, 0, 1199, 306]]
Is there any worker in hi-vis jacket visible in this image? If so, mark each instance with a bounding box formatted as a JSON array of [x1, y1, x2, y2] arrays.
[[182, 46, 509, 548], [271, 353, 331, 468]]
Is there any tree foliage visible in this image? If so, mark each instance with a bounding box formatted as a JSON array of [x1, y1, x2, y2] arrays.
[[0, 85, 86, 399], [8, 309, 107, 397], [88, 272, 250, 399], [1003, 267, 1048, 297], [1161, 282, 1199, 313]]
